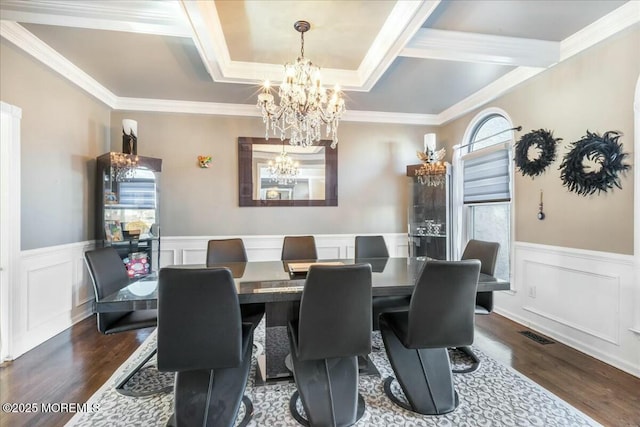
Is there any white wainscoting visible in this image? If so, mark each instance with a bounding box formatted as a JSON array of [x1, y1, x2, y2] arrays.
[[10, 234, 407, 360], [18, 236, 637, 378], [12, 241, 95, 359], [159, 233, 409, 267], [496, 242, 639, 377]]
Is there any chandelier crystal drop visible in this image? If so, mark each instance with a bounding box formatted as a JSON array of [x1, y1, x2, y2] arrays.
[[267, 147, 300, 185], [257, 20, 346, 149]]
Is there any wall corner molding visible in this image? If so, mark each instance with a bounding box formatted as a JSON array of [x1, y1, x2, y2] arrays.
[[0, 21, 117, 108]]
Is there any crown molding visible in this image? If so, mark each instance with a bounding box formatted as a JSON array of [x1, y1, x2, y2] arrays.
[[115, 97, 435, 125], [436, 67, 544, 125], [0, 0, 190, 37], [3, 2, 637, 128], [559, 0, 640, 61], [0, 21, 117, 108], [115, 97, 259, 117], [343, 109, 438, 125], [179, 0, 440, 91], [401, 28, 560, 67], [436, 1, 639, 125]]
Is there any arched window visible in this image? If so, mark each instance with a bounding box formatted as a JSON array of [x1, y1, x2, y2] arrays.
[[469, 114, 512, 152], [457, 109, 514, 281]]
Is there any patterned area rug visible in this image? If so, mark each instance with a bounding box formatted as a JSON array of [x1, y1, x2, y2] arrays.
[[66, 322, 601, 427]]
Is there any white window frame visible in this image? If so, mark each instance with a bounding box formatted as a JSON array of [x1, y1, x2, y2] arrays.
[[453, 107, 515, 283]]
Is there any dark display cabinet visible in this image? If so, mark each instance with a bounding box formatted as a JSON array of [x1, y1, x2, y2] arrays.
[[95, 153, 162, 278], [407, 163, 452, 260]]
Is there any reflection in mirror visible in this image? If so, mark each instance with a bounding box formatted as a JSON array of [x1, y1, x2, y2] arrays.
[[238, 137, 337, 207], [253, 144, 326, 201]]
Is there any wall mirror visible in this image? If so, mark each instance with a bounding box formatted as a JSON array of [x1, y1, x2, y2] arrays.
[[238, 137, 338, 206]]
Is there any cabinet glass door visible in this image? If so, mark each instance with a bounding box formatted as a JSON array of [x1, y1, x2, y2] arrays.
[[408, 167, 451, 260], [97, 153, 162, 278]]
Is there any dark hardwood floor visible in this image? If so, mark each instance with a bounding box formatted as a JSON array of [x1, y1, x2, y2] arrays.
[[1, 313, 639, 427]]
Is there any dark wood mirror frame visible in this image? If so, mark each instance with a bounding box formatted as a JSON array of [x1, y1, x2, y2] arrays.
[[238, 137, 338, 207]]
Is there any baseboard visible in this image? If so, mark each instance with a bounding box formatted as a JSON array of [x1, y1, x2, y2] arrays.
[[495, 307, 640, 378]]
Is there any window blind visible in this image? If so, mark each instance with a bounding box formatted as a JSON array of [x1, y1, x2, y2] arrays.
[[463, 145, 511, 204]]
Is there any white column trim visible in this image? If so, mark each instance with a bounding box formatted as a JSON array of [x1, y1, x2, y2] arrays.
[[0, 101, 22, 361], [633, 74, 640, 337]]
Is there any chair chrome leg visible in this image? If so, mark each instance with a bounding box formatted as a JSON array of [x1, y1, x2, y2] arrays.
[[451, 346, 481, 374], [115, 345, 172, 397]]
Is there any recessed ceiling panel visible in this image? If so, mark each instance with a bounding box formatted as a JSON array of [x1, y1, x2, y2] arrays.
[[347, 57, 515, 114], [22, 24, 259, 102], [215, 0, 397, 70], [425, 0, 628, 41]]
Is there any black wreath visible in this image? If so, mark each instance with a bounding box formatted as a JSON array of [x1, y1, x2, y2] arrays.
[[514, 129, 561, 177], [559, 130, 630, 196]]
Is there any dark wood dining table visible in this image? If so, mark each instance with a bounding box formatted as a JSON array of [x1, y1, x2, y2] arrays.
[[94, 257, 510, 383]]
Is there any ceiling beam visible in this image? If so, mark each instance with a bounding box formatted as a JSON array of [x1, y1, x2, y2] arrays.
[[401, 28, 560, 68], [356, 0, 441, 91], [0, 0, 191, 37]]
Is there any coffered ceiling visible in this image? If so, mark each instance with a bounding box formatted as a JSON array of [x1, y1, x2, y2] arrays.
[[0, 0, 637, 125]]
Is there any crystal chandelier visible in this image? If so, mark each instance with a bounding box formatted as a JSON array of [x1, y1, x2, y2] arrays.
[[415, 134, 446, 186], [416, 159, 446, 187], [267, 146, 299, 185], [110, 152, 139, 182], [257, 20, 346, 149]]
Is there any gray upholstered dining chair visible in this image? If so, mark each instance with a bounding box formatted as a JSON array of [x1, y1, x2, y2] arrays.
[[288, 264, 372, 427], [206, 238, 248, 264], [281, 235, 318, 261], [380, 259, 480, 415], [206, 238, 264, 328], [453, 239, 500, 373], [354, 235, 389, 258], [84, 246, 166, 397], [157, 267, 254, 427], [355, 235, 409, 331]]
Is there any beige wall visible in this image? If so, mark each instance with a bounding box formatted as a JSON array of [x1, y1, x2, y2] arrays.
[[0, 39, 111, 250], [4, 25, 637, 253], [438, 27, 639, 255], [110, 111, 431, 237]]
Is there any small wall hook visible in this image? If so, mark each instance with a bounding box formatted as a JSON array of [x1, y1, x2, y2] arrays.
[[538, 190, 545, 220]]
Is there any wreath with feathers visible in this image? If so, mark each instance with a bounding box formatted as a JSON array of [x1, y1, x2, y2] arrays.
[[514, 129, 561, 178], [559, 130, 630, 196]]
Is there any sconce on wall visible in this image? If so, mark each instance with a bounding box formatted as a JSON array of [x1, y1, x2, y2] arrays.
[[198, 155, 212, 168], [415, 133, 446, 187], [122, 119, 138, 155]]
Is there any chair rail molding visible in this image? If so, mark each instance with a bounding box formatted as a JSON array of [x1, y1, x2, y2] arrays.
[[159, 233, 409, 266], [496, 241, 638, 378]]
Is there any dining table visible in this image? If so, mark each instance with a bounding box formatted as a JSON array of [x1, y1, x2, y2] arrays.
[[94, 257, 510, 384]]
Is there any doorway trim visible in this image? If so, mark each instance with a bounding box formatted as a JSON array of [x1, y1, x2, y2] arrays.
[[0, 101, 21, 361], [632, 75, 640, 337]]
